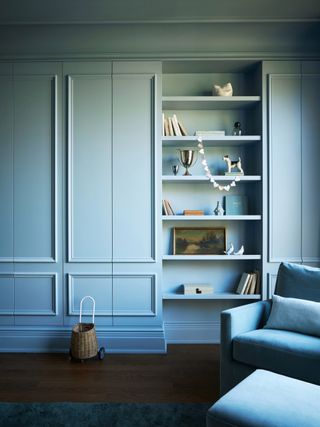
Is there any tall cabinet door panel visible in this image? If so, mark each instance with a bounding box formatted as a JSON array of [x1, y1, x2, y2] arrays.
[[0, 70, 13, 264], [67, 73, 112, 262], [12, 62, 63, 326], [268, 74, 302, 263], [302, 72, 320, 265], [112, 74, 156, 262], [13, 73, 58, 262]]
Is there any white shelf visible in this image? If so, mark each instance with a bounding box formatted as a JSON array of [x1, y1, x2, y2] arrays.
[[162, 96, 261, 110], [162, 175, 261, 183], [162, 135, 261, 147], [162, 215, 261, 221], [163, 255, 261, 261], [163, 292, 261, 300]]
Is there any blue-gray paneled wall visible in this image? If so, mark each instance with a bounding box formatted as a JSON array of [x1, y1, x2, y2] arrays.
[[0, 60, 165, 352]]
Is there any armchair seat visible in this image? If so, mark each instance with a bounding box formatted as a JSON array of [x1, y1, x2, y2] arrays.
[[234, 329, 320, 385]]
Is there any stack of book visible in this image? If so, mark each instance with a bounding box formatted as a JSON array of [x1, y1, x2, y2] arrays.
[[162, 199, 175, 215], [163, 113, 188, 136], [183, 284, 214, 295], [235, 271, 260, 295]]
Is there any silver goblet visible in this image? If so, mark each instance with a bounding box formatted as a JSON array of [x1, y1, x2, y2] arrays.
[[178, 149, 197, 176]]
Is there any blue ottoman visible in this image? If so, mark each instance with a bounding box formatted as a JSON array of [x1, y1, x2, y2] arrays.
[[207, 369, 320, 427]]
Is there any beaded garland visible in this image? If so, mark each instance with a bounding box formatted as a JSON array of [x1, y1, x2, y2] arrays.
[[197, 136, 241, 191]]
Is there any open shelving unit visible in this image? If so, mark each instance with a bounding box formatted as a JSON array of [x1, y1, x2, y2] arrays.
[[161, 60, 263, 306]]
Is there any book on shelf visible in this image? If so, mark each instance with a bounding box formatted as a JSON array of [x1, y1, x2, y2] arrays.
[[183, 209, 204, 215], [171, 114, 182, 136], [236, 271, 260, 295], [162, 199, 175, 216], [163, 114, 189, 136], [225, 195, 248, 215]]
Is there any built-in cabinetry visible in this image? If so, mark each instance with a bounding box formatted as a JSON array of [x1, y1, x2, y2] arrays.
[[161, 61, 263, 342], [0, 60, 165, 352], [263, 61, 320, 297]]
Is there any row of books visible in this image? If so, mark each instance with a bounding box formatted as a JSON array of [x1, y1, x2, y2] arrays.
[[236, 271, 260, 295], [162, 199, 175, 215], [162, 114, 188, 136]]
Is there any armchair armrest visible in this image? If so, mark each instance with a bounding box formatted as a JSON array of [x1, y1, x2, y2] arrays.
[[220, 300, 272, 395]]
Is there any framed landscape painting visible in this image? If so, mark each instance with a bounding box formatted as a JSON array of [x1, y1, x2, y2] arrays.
[[173, 227, 226, 255]]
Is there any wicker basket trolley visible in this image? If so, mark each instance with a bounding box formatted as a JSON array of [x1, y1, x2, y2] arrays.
[[69, 296, 105, 361]]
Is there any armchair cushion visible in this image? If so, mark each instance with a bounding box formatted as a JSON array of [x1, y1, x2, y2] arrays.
[[275, 262, 320, 301], [264, 294, 320, 338], [233, 328, 320, 385]]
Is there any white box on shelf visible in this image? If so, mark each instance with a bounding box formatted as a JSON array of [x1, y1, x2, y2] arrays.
[[182, 284, 214, 295]]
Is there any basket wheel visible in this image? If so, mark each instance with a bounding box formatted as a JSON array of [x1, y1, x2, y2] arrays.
[[98, 347, 105, 360]]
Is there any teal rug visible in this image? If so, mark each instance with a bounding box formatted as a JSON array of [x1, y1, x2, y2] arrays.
[[0, 402, 211, 427]]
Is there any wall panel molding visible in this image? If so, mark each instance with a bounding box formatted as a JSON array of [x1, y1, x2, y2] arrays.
[[14, 273, 58, 316]]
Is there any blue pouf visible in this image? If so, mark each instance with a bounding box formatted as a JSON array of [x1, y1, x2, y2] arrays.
[[207, 369, 320, 427]]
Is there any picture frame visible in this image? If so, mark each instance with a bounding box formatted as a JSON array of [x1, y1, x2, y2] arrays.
[[173, 227, 226, 255]]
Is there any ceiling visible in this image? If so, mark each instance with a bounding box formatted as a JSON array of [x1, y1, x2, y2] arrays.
[[1, 0, 320, 25]]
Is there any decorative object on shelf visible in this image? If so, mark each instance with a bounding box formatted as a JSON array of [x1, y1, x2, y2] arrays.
[[173, 227, 226, 255], [214, 201, 225, 216], [233, 121, 242, 136], [178, 149, 197, 176], [197, 137, 241, 191], [225, 195, 248, 215], [223, 155, 244, 175], [172, 165, 179, 175], [182, 283, 214, 295], [183, 210, 204, 215], [224, 243, 234, 255], [213, 82, 233, 97], [195, 130, 225, 137], [234, 245, 244, 255]]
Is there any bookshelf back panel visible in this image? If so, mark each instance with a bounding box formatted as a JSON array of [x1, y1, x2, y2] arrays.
[[162, 221, 261, 256], [162, 260, 262, 294], [163, 145, 261, 176], [163, 73, 258, 97]]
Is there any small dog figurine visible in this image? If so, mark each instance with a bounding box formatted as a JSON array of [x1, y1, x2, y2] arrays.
[[223, 155, 244, 174], [213, 82, 233, 96]]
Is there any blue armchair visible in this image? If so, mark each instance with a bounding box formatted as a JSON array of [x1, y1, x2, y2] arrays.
[[220, 262, 320, 395]]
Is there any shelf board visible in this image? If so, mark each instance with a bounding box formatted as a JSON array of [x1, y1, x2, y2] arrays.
[[162, 215, 261, 221], [162, 96, 261, 110], [162, 175, 261, 183], [163, 292, 261, 300], [163, 255, 261, 261], [162, 135, 261, 147]]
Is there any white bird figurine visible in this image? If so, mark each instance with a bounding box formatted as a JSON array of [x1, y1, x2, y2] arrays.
[[234, 245, 244, 255], [224, 243, 234, 255]]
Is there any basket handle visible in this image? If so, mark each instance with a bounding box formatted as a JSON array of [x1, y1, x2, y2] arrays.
[[79, 296, 95, 324]]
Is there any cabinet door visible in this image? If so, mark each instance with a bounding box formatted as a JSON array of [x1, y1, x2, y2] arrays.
[[0, 68, 13, 264], [67, 72, 112, 262], [112, 73, 156, 262], [268, 74, 302, 262], [302, 72, 320, 264]]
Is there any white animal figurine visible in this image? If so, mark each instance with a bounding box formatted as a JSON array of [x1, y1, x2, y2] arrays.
[[223, 155, 244, 175], [224, 243, 234, 255], [234, 245, 244, 255], [213, 82, 233, 97]]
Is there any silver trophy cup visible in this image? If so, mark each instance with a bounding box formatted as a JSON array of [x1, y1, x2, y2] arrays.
[[178, 149, 197, 176]]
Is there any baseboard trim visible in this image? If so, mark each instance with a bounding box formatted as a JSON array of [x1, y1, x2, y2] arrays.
[[0, 327, 167, 353], [164, 321, 220, 344]]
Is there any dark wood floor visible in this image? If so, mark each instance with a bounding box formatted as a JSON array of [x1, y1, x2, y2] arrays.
[[0, 345, 219, 403]]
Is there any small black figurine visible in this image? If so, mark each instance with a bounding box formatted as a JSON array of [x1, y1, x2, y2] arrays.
[[233, 121, 242, 136]]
